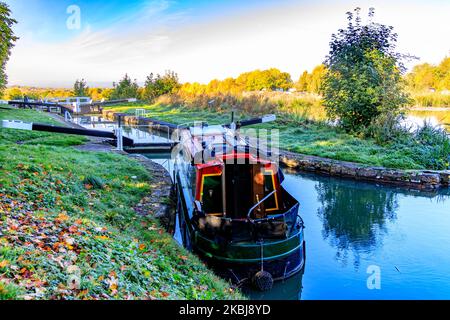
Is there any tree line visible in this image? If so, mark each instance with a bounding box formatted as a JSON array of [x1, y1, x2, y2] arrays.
[[70, 54, 450, 104], [406, 57, 450, 92], [6, 56, 449, 103]]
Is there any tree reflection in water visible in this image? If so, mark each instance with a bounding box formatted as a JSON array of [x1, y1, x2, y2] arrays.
[[315, 179, 399, 268]]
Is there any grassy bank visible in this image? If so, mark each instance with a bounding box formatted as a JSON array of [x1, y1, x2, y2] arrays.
[[105, 102, 450, 170], [0, 107, 242, 300]]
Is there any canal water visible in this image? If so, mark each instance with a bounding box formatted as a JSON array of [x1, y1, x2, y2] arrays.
[[407, 109, 450, 132], [73, 115, 450, 300], [253, 172, 450, 300]]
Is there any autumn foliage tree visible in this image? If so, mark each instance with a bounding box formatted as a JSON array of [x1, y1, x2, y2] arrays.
[[236, 68, 292, 91], [297, 65, 327, 94], [0, 2, 18, 96], [179, 68, 293, 97], [322, 8, 411, 133], [407, 57, 450, 91]]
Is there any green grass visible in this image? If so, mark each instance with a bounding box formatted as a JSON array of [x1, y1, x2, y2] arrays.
[[0, 108, 87, 146], [105, 103, 449, 170], [106, 103, 232, 125], [412, 92, 450, 108], [0, 107, 242, 300]]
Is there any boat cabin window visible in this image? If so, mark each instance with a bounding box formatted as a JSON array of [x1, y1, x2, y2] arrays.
[[196, 163, 279, 219], [200, 174, 223, 215], [260, 168, 278, 212], [225, 164, 279, 219]]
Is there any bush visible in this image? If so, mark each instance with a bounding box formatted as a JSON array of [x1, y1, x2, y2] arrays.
[[411, 121, 450, 169], [365, 113, 410, 144], [369, 116, 450, 170], [322, 8, 412, 133]]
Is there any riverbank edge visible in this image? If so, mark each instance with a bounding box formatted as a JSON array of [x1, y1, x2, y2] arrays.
[[128, 154, 176, 231], [102, 110, 450, 190], [280, 150, 449, 190], [50, 113, 177, 230]]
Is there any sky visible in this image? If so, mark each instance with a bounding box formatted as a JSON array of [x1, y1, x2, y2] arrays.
[[4, 0, 450, 88]]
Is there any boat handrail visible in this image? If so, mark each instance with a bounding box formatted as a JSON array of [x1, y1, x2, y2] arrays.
[[247, 190, 277, 221]]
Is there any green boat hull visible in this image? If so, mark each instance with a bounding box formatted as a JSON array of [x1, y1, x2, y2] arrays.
[[175, 168, 306, 282]]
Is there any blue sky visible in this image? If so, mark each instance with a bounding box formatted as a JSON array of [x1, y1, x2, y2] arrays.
[[6, 0, 281, 42], [7, 0, 147, 41], [4, 0, 450, 87]]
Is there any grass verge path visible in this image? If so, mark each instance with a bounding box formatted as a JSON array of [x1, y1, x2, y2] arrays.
[[0, 107, 242, 300]]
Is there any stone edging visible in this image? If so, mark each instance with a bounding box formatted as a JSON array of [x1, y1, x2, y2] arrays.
[[128, 154, 176, 231], [280, 150, 450, 189]]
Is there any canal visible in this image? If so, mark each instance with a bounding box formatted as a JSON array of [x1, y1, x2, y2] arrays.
[[74, 115, 450, 300], [251, 172, 450, 300]]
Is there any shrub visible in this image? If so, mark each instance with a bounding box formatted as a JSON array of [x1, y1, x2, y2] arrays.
[[370, 117, 450, 170], [411, 121, 450, 169], [322, 8, 412, 133], [365, 113, 410, 144]]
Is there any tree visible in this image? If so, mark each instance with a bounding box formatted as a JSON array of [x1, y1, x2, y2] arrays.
[[406, 56, 450, 91], [5, 87, 22, 100], [100, 88, 114, 100], [111, 74, 140, 100], [73, 79, 90, 97], [179, 82, 207, 96], [433, 57, 450, 90], [297, 71, 310, 92], [142, 70, 180, 102], [236, 68, 293, 91], [218, 77, 238, 94], [0, 2, 18, 95], [308, 65, 326, 94], [297, 65, 327, 94], [322, 8, 412, 133], [406, 63, 436, 91]]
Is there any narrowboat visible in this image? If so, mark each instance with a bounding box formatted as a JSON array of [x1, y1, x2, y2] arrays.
[[173, 116, 305, 291]]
